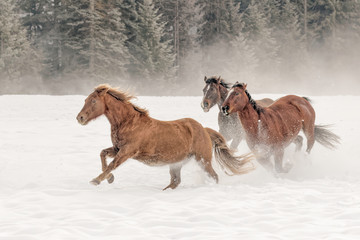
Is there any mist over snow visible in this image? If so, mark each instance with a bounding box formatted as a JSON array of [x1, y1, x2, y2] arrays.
[[1, 94, 360, 239]]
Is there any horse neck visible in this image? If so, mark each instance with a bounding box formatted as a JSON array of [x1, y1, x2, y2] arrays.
[[103, 95, 144, 129], [216, 85, 229, 110], [238, 102, 262, 142]]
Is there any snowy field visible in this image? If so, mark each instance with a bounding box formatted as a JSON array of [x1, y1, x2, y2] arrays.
[[1, 94, 360, 239]]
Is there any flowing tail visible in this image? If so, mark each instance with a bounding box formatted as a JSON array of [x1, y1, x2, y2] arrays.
[[314, 125, 341, 149], [205, 128, 255, 175]]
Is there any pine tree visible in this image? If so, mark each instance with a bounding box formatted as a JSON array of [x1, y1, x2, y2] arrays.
[[154, 0, 202, 68], [240, 0, 279, 80], [62, 0, 129, 87], [125, 0, 176, 94], [153, 0, 203, 94], [196, 0, 243, 78], [226, 34, 258, 83], [273, 0, 307, 79], [0, 0, 40, 93], [198, 0, 242, 46], [18, 0, 63, 79]]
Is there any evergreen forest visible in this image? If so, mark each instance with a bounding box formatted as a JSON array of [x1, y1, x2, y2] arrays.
[[1, 0, 359, 95]]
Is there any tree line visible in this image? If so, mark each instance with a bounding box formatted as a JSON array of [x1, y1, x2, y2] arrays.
[[1, 0, 360, 95]]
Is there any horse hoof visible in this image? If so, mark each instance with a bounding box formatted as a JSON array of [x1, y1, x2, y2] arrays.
[[107, 174, 114, 184], [90, 179, 100, 186], [163, 182, 179, 190], [163, 184, 173, 191]]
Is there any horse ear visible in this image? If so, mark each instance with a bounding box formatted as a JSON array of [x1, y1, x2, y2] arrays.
[[217, 76, 221, 83], [243, 83, 247, 89], [204, 76, 207, 82]]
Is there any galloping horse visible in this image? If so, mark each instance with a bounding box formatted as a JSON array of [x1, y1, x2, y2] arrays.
[[201, 76, 274, 149], [221, 82, 340, 174], [77, 84, 254, 190]]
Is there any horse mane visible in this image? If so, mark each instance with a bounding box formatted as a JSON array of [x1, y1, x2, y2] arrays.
[[206, 76, 231, 89], [95, 84, 148, 115], [233, 83, 264, 115]]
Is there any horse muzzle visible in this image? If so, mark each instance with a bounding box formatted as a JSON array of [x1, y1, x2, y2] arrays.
[[76, 113, 88, 125], [222, 105, 230, 116], [201, 101, 210, 112]]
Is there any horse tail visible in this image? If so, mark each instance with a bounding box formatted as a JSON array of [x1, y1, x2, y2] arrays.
[[314, 125, 340, 149], [205, 128, 255, 175]]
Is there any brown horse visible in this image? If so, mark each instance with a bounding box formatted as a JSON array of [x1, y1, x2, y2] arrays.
[[201, 76, 274, 149], [76, 84, 254, 190], [221, 82, 340, 175]]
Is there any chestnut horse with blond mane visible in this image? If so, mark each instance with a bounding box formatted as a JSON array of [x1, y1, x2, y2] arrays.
[[77, 84, 254, 190], [221, 82, 340, 175], [201, 76, 274, 149]]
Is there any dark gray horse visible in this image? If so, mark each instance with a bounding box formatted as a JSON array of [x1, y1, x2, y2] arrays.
[[201, 76, 274, 150]]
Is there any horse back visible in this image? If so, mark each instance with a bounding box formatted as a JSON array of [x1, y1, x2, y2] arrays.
[[259, 95, 315, 146], [171, 118, 213, 157], [269, 95, 315, 119], [133, 117, 211, 163], [256, 98, 274, 107]]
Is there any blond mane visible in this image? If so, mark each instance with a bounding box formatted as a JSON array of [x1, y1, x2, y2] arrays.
[[95, 84, 148, 115]]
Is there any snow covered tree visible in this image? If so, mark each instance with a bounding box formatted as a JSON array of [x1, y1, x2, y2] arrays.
[[0, 0, 40, 93], [153, 0, 203, 94], [64, 0, 129, 83], [18, 0, 62, 79], [155, 0, 202, 68], [198, 0, 242, 46], [124, 0, 176, 94], [240, 0, 279, 80], [225, 34, 258, 83], [195, 0, 244, 79], [272, 0, 307, 80]]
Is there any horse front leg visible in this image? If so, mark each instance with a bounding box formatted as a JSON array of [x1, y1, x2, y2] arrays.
[[100, 147, 118, 184], [230, 135, 242, 150], [256, 154, 276, 175], [90, 150, 132, 186], [227, 123, 244, 150], [274, 149, 292, 173]]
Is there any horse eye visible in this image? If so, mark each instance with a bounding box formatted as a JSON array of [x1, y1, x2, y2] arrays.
[[235, 92, 239, 96], [92, 99, 96, 104]]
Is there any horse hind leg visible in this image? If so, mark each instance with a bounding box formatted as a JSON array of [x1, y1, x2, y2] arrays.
[[196, 155, 219, 184], [303, 122, 315, 153], [305, 133, 315, 154], [293, 135, 303, 152], [163, 164, 182, 190]]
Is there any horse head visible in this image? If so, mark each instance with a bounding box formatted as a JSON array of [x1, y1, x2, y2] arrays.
[[221, 82, 248, 116], [201, 76, 227, 112], [76, 84, 109, 125]]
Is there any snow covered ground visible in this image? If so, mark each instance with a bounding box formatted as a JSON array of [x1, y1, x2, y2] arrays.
[[1, 94, 360, 239]]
